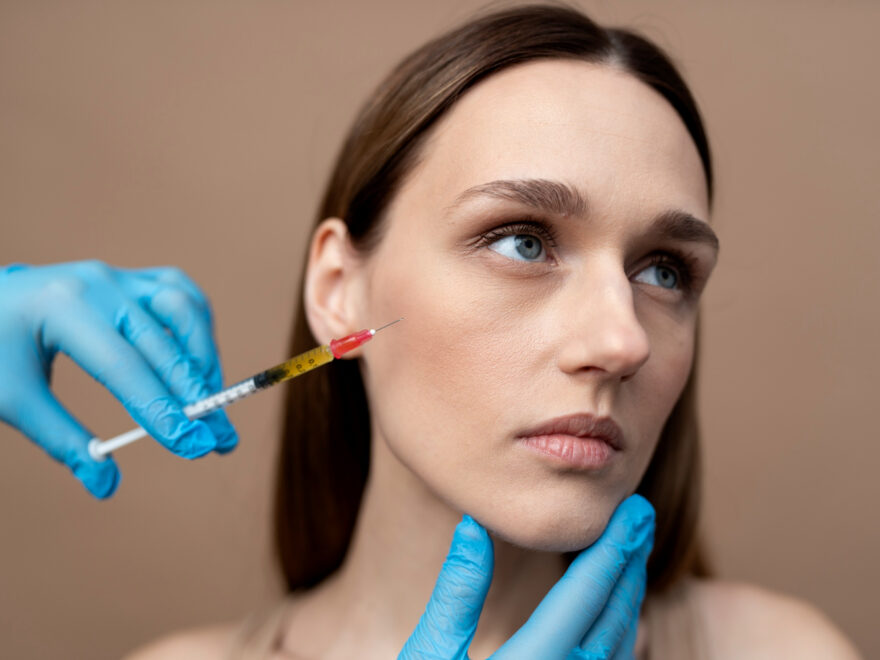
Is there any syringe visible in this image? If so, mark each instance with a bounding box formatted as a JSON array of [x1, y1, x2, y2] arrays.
[[87, 318, 402, 461]]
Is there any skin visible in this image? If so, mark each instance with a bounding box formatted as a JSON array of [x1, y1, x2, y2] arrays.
[[126, 60, 862, 659]]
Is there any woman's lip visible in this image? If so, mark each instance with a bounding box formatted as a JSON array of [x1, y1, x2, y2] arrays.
[[515, 413, 624, 450], [518, 433, 616, 469]]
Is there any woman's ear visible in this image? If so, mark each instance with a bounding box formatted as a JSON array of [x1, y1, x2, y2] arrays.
[[303, 218, 366, 356]]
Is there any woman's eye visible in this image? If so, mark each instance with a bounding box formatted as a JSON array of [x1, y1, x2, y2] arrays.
[[487, 234, 547, 262], [634, 263, 680, 290]]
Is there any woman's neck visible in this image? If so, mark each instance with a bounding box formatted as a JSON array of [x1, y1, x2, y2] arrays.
[[278, 434, 568, 660]]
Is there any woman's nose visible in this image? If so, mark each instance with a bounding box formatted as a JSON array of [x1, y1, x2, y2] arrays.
[[555, 266, 651, 382]]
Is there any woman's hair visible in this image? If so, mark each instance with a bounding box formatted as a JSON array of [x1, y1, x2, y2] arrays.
[[275, 2, 713, 596]]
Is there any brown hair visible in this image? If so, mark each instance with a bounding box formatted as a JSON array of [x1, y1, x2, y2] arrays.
[[276, 0, 712, 602]]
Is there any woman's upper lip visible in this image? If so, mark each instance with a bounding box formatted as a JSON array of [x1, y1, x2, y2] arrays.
[[516, 413, 624, 450]]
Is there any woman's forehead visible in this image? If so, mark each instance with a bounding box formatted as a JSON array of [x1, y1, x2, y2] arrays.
[[408, 59, 709, 219]]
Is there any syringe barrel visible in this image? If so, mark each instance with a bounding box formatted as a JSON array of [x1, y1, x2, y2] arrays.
[[88, 378, 258, 460], [183, 378, 258, 418]]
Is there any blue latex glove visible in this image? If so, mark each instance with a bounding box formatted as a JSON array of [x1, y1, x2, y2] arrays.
[[0, 261, 238, 498], [400, 494, 655, 660]]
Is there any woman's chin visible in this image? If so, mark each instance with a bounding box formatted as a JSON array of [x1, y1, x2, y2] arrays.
[[477, 506, 614, 553]]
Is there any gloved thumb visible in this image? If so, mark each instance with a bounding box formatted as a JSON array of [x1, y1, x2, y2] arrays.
[[399, 515, 494, 660]]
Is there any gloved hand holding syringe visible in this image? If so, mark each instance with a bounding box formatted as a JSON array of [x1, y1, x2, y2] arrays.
[[88, 318, 402, 461], [0, 260, 401, 498]]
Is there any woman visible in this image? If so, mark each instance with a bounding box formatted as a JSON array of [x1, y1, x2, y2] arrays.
[[129, 6, 860, 658], [5, 4, 857, 658]]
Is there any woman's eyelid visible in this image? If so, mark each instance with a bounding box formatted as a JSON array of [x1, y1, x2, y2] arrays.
[[479, 218, 559, 246], [472, 219, 713, 285], [634, 256, 688, 289], [635, 248, 714, 297]]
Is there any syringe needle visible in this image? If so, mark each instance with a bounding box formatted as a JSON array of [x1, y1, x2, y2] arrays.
[[372, 317, 404, 333]]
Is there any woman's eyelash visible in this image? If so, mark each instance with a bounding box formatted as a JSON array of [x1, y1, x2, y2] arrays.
[[643, 249, 699, 292], [474, 221, 702, 293], [474, 219, 559, 250]]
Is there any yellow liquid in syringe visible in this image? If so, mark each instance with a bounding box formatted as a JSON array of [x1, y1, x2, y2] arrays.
[[256, 345, 336, 387]]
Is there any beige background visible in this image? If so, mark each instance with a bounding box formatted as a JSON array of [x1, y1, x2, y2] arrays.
[[1, 1, 878, 658]]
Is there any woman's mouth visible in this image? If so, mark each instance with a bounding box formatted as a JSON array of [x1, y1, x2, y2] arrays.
[[515, 413, 623, 470]]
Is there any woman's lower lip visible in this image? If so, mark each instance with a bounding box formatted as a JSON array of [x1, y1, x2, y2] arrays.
[[518, 434, 617, 469]]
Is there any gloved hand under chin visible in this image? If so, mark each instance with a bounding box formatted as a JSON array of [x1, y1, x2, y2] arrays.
[[400, 494, 655, 660]]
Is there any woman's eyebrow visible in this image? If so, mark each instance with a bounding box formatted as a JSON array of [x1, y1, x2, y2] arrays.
[[445, 179, 588, 217], [445, 178, 719, 252], [648, 210, 720, 253]]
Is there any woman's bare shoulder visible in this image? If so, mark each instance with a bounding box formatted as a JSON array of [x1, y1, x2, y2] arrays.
[[122, 622, 238, 660], [690, 578, 862, 659]]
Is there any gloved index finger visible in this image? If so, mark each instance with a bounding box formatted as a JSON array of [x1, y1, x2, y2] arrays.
[[576, 531, 651, 657], [124, 266, 211, 310], [113, 301, 238, 453], [494, 495, 655, 660], [399, 515, 494, 660], [122, 271, 223, 392]]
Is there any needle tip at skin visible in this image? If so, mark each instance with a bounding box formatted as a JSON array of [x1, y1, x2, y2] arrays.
[[373, 318, 404, 333]]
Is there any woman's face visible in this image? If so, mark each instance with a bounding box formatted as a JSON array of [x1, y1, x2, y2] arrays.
[[352, 59, 718, 551]]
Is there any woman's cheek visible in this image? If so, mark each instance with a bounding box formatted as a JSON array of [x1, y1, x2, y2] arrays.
[[632, 320, 695, 467], [360, 258, 475, 433], [367, 244, 522, 376]]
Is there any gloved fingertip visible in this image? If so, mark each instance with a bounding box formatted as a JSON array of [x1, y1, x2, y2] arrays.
[[623, 494, 656, 531], [96, 469, 121, 499], [199, 410, 238, 454], [460, 513, 482, 535], [607, 495, 656, 553], [621, 494, 655, 525], [75, 460, 121, 499], [177, 420, 217, 458], [447, 515, 493, 570], [456, 514, 490, 546], [214, 428, 238, 454]]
